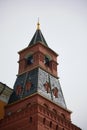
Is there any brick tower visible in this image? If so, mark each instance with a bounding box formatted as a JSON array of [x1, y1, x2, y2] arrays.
[[0, 22, 81, 130]]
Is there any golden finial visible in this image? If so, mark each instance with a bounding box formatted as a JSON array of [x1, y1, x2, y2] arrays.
[[37, 17, 40, 30]]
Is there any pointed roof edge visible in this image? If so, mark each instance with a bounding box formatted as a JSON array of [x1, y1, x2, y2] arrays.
[[18, 22, 58, 56], [28, 22, 49, 47]]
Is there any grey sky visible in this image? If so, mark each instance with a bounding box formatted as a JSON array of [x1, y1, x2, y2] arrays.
[[0, 0, 87, 129]]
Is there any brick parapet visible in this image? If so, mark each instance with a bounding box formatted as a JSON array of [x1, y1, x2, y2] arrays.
[[0, 94, 81, 130]]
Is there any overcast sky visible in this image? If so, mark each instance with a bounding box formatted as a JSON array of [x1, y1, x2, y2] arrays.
[[0, 0, 87, 129]]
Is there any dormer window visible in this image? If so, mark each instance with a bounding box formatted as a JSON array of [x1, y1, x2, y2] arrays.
[[16, 85, 22, 95], [44, 81, 50, 93], [27, 55, 33, 65], [25, 81, 32, 91], [52, 87, 58, 98]]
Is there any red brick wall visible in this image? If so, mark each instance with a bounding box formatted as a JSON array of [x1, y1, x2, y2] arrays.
[[18, 43, 58, 77], [0, 94, 81, 130]]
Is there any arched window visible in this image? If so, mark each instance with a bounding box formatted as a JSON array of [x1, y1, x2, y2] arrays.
[[27, 55, 33, 65], [43, 118, 46, 124], [29, 117, 32, 123], [56, 125, 59, 130], [45, 56, 50, 66], [50, 121, 52, 128], [44, 55, 51, 67]]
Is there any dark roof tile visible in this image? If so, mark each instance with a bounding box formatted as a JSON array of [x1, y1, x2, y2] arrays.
[[28, 29, 48, 47]]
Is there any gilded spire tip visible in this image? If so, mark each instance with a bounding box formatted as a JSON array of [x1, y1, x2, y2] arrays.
[[37, 17, 40, 30]]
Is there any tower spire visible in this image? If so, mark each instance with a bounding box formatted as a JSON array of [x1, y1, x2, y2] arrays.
[[37, 17, 40, 30]]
